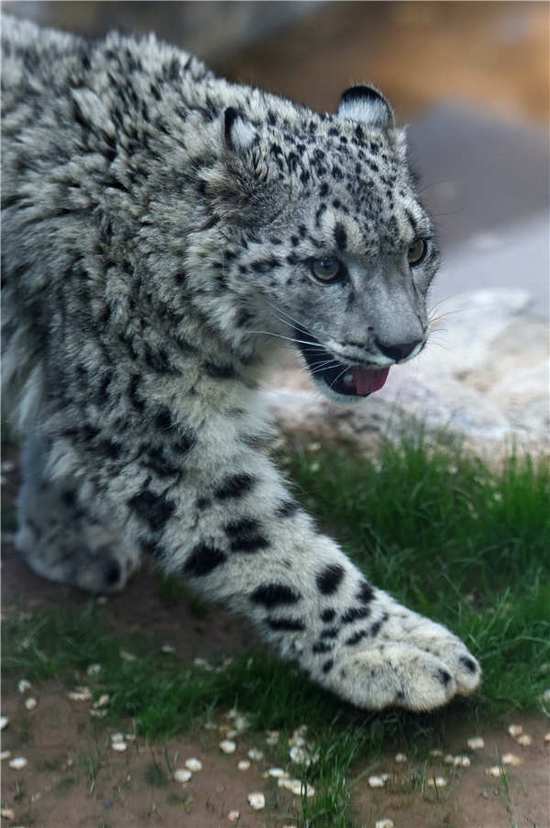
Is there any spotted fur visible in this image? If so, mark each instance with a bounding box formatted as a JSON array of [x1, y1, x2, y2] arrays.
[[1, 17, 480, 711]]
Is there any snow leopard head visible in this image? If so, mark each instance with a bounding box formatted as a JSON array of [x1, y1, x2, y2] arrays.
[[200, 85, 439, 400]]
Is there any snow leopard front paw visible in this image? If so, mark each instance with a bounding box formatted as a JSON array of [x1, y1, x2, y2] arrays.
[[319, 620, 480, 711]]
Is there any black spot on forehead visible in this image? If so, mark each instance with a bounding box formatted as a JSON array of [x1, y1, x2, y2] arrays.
[[334, 222, 347, 252]]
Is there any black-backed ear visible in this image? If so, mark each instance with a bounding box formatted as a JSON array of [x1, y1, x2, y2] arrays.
[[223, 106, 258, 154], [338, 85, 394, 129]]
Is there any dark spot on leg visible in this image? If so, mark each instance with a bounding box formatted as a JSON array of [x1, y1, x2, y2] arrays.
[[320, 608, 336, 623], [250, 583, 301, 609], [345, 629, 367, 647], [341, 606, 371, 625], [370, 620, 382, 637], [128, 489, 175, 532], [196, 497, 211, 510], [214, 473, 256, 501], [276, 499, 299, 518], [225, 517, 270, 554], [459, 655, 477, 674], [320, 626, 339, 640], [184, 543, 227, 577], [322, 659, 334, 674], [266, 617, 305, 632], [357, 580, 375, 604], [316, 563, 344, 595], [437, 668, 452, 687], [312, 641, 334, 654]]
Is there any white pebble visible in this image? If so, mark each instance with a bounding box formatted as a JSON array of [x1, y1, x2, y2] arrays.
[[1, 808, 15, 821], [237, 760, 251, 771], [467, 737, 484, 750], [453, 755, 471, 768], [247, 791, 265, 810], [278, 778, 315, 797], [174, 768, 192, 783], [502, 753, 522, 766], [9, 757, 28, 770], [96, 595, 108, 605], [234, 714, 249, 733], [227, 811, 240, 823], [1, 751, 11, 760], [86, 664, 102, 676], [265, 730, 280, 745], [0, 716, 8, 730], [443, 754, 455, 765], [161, 644, 176, 654], [267, 767, 287, 778], [110, 732, 125, 743], [247, 748, 264, 761], [368, 775, 386, 788], [516, 734, 532, 747], [24, 698, 37, 711], [67, 686, 92, 701], [427, 776, 447, 788], [219, 740, 237, 754], [429, 748, 443, 757], [17, 680, 32, 694], [111, 741, 127, 752], [508, 724, 523, 737], [185, 758, 202, 772], [225, 729, 238, 739], [375, 821, 395, 828], [395, 753, 407, 763], [544, 732, 550, 743], [486, 766, 505, 778]]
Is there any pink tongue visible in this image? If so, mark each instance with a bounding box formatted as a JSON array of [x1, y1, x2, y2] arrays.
[[351, 366, 390, 396]]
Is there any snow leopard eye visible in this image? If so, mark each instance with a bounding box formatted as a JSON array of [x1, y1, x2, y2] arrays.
[[407, 238, 428, 267], [309, 257, 345, 284]]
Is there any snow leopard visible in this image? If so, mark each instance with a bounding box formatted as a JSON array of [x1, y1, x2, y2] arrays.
[[1, 15, 480, 711]]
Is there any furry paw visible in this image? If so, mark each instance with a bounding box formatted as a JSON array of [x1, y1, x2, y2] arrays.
[[328, 639, 480, 711]]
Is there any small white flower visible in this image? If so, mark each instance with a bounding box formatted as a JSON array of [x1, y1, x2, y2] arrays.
[[17, 679, 32, 694], [119, 649, 136, 662], [93, 694, 110, 709], [247, 748, 263, 761], [394, 753, 407, 763], [67, 687, 92, 701], [111, 741, 127, 752], [0, 716, 9, 730], [24, 697, 37, 711], [9, 756, 28, 770], [516, 734, 532, 747], [219, 740, 237, 754], [86, 664, 102, 676], [368, 775, 386, 788], [267, 767, 287, 778], [466, 737, 484, 750], [174, 768, 192, 783], [110, 732, 125, 743], [185, 758, 202, 772], [1, 751, 11, 760], [427, 776, 447, 788], [278, 778, 315, 797], [429, 748, 443, 757], [237, 760, 250, 771], [265, 730, 280, 745], [502, 753, 522, 766], [486, 766, 505, 778], [227, 811, 240, 823], [1, 807, 16, 820], [453, 755, 471, 768], [443, 754, 455, 765], [247, 791, 265, 810], [507, 724, 523, 738], [375, 820, 395, 828], [544, 732, 550, 743], [161, 644, 176, 654]]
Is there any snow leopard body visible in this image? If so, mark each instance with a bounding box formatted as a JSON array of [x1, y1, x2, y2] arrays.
[[1, 16, 480, 710]]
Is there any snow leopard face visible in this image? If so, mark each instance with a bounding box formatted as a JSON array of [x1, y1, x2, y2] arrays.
[[213, 87, 439, 401]]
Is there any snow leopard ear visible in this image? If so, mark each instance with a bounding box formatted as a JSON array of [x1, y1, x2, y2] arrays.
[[338, 85, 395, 130], [223, 107, 258, 154]]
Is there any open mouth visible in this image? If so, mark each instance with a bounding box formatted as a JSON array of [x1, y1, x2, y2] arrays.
[[296, 329, 390, 398]]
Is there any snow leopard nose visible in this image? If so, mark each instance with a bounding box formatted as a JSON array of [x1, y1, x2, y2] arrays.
[[375, 337, 422, 362]]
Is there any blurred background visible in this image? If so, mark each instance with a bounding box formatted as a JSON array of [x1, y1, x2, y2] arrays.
[[4, 0, 549, 317]]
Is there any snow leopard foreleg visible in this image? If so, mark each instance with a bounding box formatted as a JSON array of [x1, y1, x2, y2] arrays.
[[93, 419, 481, 713]]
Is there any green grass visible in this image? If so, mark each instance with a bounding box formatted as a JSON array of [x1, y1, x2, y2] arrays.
[[3, 431, 549, 826]]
